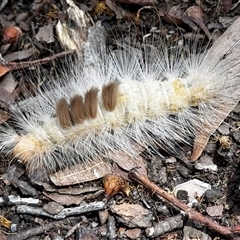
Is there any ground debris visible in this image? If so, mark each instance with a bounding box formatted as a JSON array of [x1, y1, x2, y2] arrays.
[[16, 201, 105, 220], [146, 214, 184, 238], [110, 202, 153, 228]]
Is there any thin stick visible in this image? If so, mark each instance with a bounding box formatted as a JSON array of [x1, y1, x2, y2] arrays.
[[3, 49, 76, 71], [128, 168, 240, 239]]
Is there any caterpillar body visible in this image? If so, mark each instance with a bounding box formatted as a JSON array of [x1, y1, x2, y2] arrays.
[[1, 18, 240, 185]]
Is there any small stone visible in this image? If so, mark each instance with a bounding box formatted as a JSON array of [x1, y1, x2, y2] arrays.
[[183, 220, 212, 240], [156, 204, 170, 215], [204, 189, 223, 203], [99, 209, 109, 225], [158, 167, 167, 184], [35, 23, 54, 44], [218, 124, 230, 135], [10, 223, 17, 232], [178, 165, 189, 178], [99, 225, 108, 236], [165, 156, 177, 163], [110, 203, 153, 228], [43, 202, 64, 215], [232, 131, 240, 143], [206, 205, 224, 217], [194, 155, 218, 171], [125, 228, 141, 239], [204, 142, 216, 155], [173, 179, 211, 203], [176, 190, 188, 201], [91, 221, 98, 228]]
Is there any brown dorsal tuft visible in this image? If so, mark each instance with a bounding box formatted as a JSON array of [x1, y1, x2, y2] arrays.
[[70, 95, 85, 124], [56, 98, 72, 129], [102, 81, 120, 112], [84, 88, 99, 119]]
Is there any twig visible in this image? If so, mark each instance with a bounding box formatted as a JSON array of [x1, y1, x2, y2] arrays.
[[16, 201, 105, 220], [3, 49, 75, 71], [108, 215, 117, 240], [8, 220, 66, 240], [128, 168, 240, 239], [0, 195, 41, 205], [146, 214, 184, 238]]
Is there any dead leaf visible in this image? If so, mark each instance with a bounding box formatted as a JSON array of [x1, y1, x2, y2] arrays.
[[43, 192, 85, 206], [0, 64, 9, 77], [167, 5, 198, 31], [3, 48, 35, 63], [185, 6, 210, 39], [108, 150, 147, 172], [0, 87, 17, 104], [110, 203, 153, 228], [35, 23, 55, 44], [105, 0, 125, 19], [50, 161, 112, 186], [0, 72, 17, 93], [221, 0, 233, 13]]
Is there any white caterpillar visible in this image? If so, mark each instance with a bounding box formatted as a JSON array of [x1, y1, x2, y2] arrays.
[[1, 19, 240, 185]]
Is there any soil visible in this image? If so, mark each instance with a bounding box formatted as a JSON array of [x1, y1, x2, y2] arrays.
[[0, 0, 240, 240]]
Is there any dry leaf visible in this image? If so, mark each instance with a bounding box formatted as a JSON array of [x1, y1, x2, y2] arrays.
[[0, 64, 9, 77], [43, 192, 85, 206], [0, 216, 12, 229], [167, 5, 198, 31], [50, 161, 112, 186], [185, 6, 210, 39]]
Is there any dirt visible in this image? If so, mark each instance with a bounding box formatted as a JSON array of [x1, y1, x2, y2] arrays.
[[0, 0, 240, 239]]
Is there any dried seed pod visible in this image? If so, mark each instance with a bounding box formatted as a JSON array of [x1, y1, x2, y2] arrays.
[[103, 174, 130, 200], [2, 26, 22, 44]]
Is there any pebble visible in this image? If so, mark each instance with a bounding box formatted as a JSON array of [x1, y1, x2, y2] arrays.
[[43, 202, 64, 215], [178, 165, 189, 178], [232, 131, 240, 143], [165, 156, 177, 163], [110, 203, 153, 228], [204, 189, 223, 203], [183, 220, 212, 240], [156, 204, 170, 215], [173, 179, 211, 203], [125, 228, 141, 239], [194, 155, 218, 171], [99, 209, 109, 225], [218, 123, 230, 135], [206, 205, 224, 217], [176, 190, 188, 201]]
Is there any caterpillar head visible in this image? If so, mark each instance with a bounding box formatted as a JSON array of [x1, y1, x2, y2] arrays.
[[13, 135, 43, 166]]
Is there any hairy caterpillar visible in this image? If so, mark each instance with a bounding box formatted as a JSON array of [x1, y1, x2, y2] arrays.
[[1, 18, 240, 185]]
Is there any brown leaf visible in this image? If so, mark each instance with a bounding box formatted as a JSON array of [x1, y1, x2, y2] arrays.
[[0, 87, 17, 104], [167, 6, 198, 31], [221, 0, 233, 13], [0, 64, 9, 77], [50, 161, 112, 186], [110, 203, 153, 228], [0, 72, 17, 93], [185, 6, 210, 39], [43, 192, 85, 206], [105, 0, 125, 19], [108, 150, 147, 173]]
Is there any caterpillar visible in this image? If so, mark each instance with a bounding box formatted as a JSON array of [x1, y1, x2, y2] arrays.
[[1, 18, 240, 186]]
